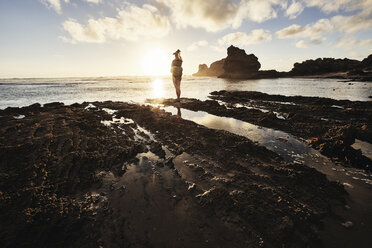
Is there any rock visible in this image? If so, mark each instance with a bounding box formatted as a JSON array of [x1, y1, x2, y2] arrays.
[[193, 46, 261, 79], [43, 102, 65, 108], [192, 59, 225, 77], [341, 221, 353, 228], [149, 141, 166, 159], [194, 64, 208, 76], [348, 68, 364, 76], [361, 54, 372, 69], [256, 70, 285, 79], [290, 57, 360, 76], [209, 59, 225, 75], [220, 45, 261, 79]]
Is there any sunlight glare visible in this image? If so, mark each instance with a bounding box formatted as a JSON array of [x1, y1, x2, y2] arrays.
[[151, 79, 165, 98], [142, 48, 170, 76]]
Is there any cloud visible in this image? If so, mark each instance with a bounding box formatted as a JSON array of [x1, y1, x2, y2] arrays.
[[218, 29, 272, 46], [40, 0, 66, 14], [84, 0, 102, 3], [302, 0, 372, 14], [187, 40, 208, 51], [275, 19, 333, 38], [295, 40, 308, 48], [309, 37, 325, 44], [236, 0, 285, 24], [276, 18, 342, 39], [276, 7, 372, 40], [155, 0, 239, 32], [62, 4, 171, 43], [331, 14, 372, 34], [276, 24, 304, 38], [336, 37, 372, 50], [41, 0, 102, 14], [286, 1, 304, 19], [295, 37, 325, 48], [62, 19, 106, 43], [155, 0, 284, 32]]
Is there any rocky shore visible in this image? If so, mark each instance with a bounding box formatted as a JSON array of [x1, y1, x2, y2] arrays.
[[0, 101, 350, 247], [151, 91, 372, 171]]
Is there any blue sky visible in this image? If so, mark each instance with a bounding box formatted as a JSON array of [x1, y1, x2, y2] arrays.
[[0, 0, 371, 77]]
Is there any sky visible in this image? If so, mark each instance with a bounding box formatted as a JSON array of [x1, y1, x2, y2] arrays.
[[0, 0, 371, 78]]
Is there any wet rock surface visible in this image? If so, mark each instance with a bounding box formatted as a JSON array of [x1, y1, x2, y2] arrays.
[[1, 101, 347, 247], [151, 91, 372, 170]]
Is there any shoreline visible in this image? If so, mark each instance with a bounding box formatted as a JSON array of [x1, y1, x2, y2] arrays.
[[192, 73, 372, 82], [1, 94, 371, 247]]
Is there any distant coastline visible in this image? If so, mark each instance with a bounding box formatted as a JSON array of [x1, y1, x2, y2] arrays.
[[193, 45, 372, 82]]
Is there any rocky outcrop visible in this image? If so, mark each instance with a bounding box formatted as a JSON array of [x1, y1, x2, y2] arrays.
[[193, 46, 261, 78], [192, 59, 225, 77], [290, 57, 361, 76], [220, 45, 261, 79], [361, 54, 372, 69], [255, 70, 287, 79]]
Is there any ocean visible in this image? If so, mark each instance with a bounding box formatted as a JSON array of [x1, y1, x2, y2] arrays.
[[0, 76, 371, 109]]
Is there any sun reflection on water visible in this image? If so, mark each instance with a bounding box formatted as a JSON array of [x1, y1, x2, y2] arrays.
[[152, 79, 165, 98]]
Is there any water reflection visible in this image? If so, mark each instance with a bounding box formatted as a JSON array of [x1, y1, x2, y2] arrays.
[[163, 106, 313, 162], [151, 79, 165, 98]]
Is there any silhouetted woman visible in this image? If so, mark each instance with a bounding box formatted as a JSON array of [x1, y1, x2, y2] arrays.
[[171, 49, 183, 102]]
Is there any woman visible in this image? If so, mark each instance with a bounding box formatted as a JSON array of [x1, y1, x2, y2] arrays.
[[171, 49, 183, 102]]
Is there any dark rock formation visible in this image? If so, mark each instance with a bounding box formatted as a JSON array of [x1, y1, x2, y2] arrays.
[[220, 45, 261, 79], [361, 54, 372, 69], [290, 57, 360, 76], [195, 64, 208, 75], [193, 46, 261, 79], [193, 45, 371, 81], [192, 59, 225, 77], [256, 70, 286, 79]]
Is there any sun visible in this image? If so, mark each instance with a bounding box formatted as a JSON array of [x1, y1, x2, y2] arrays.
[[141, 48, 170, 76]]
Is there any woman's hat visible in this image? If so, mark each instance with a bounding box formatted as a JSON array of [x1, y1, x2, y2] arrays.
[[173, 49, 181, 55]]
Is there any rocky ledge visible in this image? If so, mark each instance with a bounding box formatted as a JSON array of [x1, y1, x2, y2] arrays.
[[0, 101, 347, 247], [151, 91, 372, 171]]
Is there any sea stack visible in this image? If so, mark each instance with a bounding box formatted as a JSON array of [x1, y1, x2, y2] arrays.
[[192, 59, 225, 77], [219, 45, 261, 79]]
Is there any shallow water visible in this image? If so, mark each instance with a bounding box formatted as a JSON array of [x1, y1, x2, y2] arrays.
[[1, 76, 371, 109], [163, 106, 312, 162]]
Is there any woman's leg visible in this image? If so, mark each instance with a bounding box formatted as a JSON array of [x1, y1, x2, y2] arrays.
[[176, 79, 181, 100], [172, 76, 181, 101]]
